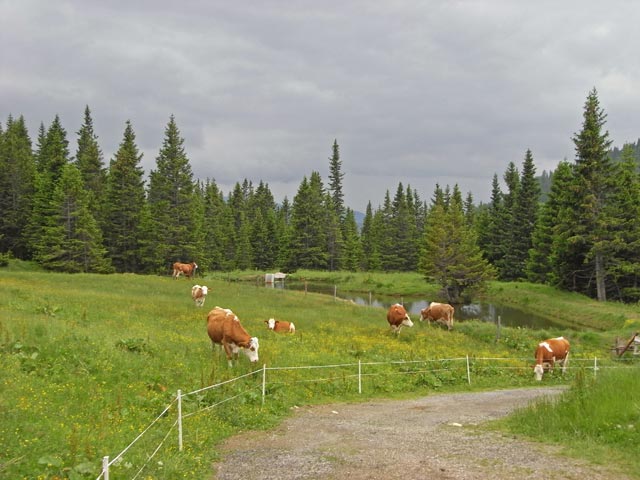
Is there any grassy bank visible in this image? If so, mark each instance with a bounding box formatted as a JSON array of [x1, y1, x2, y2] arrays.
[[498, 367, 640, 474], [1, 264, 639, 478]]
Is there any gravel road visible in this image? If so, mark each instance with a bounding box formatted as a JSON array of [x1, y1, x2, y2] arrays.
[[212, 387, 630, 480]]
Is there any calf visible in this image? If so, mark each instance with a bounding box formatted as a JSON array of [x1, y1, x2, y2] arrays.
[[387, 303, 413, 334], [207, 306, 259, 366], [534, 337, 570, 381], [265, 318, 296, 333], [420, 302, 455, 330], [191, 285, 208, 307]]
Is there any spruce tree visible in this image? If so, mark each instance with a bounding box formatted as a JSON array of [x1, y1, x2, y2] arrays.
[[285, 172, 328, 270], [327, 139, 345, 220], [145, 116, 200, 273], [103, 121, 146, 272], [25, 116, 71, 259], [607, 144, 640, 301], [495, 162, 520, 280], [506, 150, 540, 280], [567, 88, 614, 300], [360, 202, 375, 270], [75, 106, 107, 222], [526, 161, 573, 283], [341, 207, 363, 271], [0, 115, 36, 258], [35, 163, 112, 273], [201, 179, 226, 270], [325, 193, 344, 271], [419, 184, 495, 302]]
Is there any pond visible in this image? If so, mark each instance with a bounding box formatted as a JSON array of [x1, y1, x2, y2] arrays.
[[268, 281, 558, 330]]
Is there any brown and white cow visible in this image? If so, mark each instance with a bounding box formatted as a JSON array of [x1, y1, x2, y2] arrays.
[[173, 262, 198, 279], [387, 303, 413, 334], [420, 302, 455, 331], [534, 336, 570, 381], [207, 306, 259, 366], [264, 318, 296, 333], [191, 285, 208, 307]]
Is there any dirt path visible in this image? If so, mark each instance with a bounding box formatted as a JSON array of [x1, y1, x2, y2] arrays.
[[212, 387, 630, 480]]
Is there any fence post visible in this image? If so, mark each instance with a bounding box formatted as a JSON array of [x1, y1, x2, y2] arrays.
[[262, 364, 267, 406], [358, 360, 362, 394], [466, 355, 471, 384], [594, 357, 598, 379], [177, 389, 183, 451], [334, 285, 337, 301], [102, 456, 109, 480], [369, 291, 372, 306]]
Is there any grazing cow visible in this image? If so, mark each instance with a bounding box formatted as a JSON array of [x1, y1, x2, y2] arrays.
[[172, 262, 198, 279], [534, 337, 570, 381], [191, 285, 208, 307], [207, 306, 259, 366], [264, 318, 296, 333], [420, 302, 455, 331], [386, 303, 413, 334]]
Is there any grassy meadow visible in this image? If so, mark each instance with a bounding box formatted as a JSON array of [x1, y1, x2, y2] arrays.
[[1, 264, 639, 479]]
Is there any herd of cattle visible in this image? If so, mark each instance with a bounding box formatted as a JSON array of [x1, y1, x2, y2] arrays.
[[175, 262, 570, 379]]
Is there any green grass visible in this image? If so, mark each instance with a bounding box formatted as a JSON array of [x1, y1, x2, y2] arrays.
[[497, 367, 640, 474], [1, 263, 639, 478]]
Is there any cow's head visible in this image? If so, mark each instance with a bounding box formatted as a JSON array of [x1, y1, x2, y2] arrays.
[[200, 286, 208, 295], [265, 318, 276, 330], [402, 314, 414, 328], [533, 364, 544, 381], [243, 337, 259, 363], [419, 308, 429, 321]]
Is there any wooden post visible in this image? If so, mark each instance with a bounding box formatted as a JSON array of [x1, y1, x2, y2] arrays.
[[495, 315, 501, 342]]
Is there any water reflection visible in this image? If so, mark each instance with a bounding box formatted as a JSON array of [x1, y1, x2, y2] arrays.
[[268, 281, 557, 329]]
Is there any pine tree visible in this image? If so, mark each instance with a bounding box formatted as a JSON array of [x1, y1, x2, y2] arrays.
[[360, 202, 375, 270], [327, 139, 345, 220], [496, 162, 520, 279], [201, 179, 226, 270], [35, 163, 112, 273], [25, 116, 71, 258], [103, 121, 146, 272], [567, 88, 615, 300], [341, 207, 363, 271], [285, 172, 328, 270], [0, 115, 36, 258], [145, 116, 200, 273], [75, 106, 107, 224], [419, 184, 495, 302], [477, 175, 503, 266], [526, 161, 573, 283], [325, 193, 344, 271], [607, 144, 640, 301], [506, 150, 540, 280]]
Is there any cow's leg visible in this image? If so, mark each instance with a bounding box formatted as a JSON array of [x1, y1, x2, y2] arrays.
[[561, 352, 569, 374], [222, 342, 234, 367]]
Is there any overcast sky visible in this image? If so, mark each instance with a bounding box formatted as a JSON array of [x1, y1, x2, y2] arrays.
[[2, 1, 639, 211]]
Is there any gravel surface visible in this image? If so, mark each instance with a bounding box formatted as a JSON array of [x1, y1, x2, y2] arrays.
[[212, 387, 630, 480]]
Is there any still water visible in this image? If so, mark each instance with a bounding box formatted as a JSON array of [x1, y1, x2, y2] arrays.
[[270, 281, 558, 330]]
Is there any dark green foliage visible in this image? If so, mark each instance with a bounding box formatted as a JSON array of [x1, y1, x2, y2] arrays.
[[0, 115, 36, 259], [328, 139, 345, 220], [419, 185, 495, 302], [145, 116, 201, 273], [284, 172, 328, 270], [74, 106, 107, 226], [103, 121, 146, 272], [34, 163, 112, 273]]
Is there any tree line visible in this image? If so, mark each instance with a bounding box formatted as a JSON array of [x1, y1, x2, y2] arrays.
[[1, 89, 639, 303]]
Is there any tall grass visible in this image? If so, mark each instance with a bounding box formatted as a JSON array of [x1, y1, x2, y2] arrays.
[[0, 265, 638, 479], [499, 368, 640, 474]]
